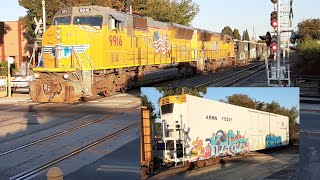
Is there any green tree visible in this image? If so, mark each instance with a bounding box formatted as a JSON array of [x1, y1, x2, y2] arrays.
[[242, 29, 250, 41], [156, 87, 207, 97], [264, 101, 298, 124], [19, 0, 199, 45], [222, 26, 233, 37], [133, 0, 199, 26], [0, 22, 12, 45], [233, 29, 241, 40], [19, 0, 124, 46], [298, 18, 320, 41], [142, 94, 158, 122], [226, 94, 256, 109]]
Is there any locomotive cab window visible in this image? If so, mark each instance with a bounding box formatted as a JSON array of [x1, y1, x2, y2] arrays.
[[73, 16, 103, 29], [54, 17, 71, 25], [108, 17, 124, 31]]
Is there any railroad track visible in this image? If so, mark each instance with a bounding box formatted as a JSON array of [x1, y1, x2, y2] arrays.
[[208, 63, 266, 87], [9, 121, 140, 180], [156, 61, 266, 88], [0, 112, 122, 157], [0, 90, 140, 128]]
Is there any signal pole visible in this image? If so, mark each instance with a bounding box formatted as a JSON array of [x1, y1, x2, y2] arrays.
[[277, 0, 281, 81], [42, 0, 46, 32]]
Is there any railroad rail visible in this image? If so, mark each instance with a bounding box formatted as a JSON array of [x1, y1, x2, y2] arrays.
[[0, 112, 122, 157], [156, 62, 265, 87], [197, 62, 265, 87], [9, 121, 140, 180]]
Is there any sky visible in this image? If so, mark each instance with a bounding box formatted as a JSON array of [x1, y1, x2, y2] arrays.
[[141, 87, 300, 122], [0, 0, 318, 38], [191, 0, 319, 39]]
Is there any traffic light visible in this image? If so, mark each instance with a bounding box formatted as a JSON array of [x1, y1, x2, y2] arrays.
[[290, 32, 303, 44], [270, 35, 278, 52], [270, 11, 278, 29], [259, 32, 272, 47]]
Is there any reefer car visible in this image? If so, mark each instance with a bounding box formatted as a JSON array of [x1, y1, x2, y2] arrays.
[[156, 94, 289, 167], [29, 6, 235, 102]]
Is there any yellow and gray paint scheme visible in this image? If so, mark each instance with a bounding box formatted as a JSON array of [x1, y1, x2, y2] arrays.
[[29, 5, 246, 102]]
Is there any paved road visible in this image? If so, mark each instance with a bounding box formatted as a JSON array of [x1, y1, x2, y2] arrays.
[[0, 92, 141, 179], [299, 108, 320, 180], [66, 138, 140, 180], [151, 146, 299, 180]]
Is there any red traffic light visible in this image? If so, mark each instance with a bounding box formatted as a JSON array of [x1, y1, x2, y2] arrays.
[[271, 19, 278, 29], [270, 43, 278, 52]]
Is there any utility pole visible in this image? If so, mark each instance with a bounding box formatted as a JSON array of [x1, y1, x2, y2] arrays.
[[7, 57, 13, 98], [253, 26, 255, 40], [42, 0, 46, 32]]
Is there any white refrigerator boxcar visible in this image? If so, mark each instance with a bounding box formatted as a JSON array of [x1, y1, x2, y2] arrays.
[[157, 94, 289, 165]]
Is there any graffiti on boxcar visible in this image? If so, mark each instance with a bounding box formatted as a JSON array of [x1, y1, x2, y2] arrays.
[[250, 48, 256, 59], [191, 130, 250, 160], [266, 134, 282, 148]]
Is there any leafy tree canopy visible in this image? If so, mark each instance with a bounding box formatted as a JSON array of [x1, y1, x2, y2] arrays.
[[233, 29, 241, 40], [242, 29, 250, 41], [156, 87, 207, 97], [225, 94, 298, 124], [226, 94, 256, 109], [221, 26, 233, 37], [298, 18, 320, 41], [19, 0, 199, 43], [142, 94, 158, 122]]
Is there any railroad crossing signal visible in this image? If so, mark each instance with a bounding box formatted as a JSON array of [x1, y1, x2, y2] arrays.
[[34, 17, 43, 35], [259, 32, 272, 47]]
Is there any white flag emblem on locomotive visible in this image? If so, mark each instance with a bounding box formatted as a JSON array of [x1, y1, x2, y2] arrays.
[[152, 31, 170, 55]]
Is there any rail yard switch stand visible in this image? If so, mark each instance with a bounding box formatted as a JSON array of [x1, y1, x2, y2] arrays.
[[46, 167, 64, 180]]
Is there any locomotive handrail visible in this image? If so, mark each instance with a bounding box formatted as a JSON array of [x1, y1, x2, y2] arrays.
[[83, 50, 94, 83], [72, 48, 85, 81]]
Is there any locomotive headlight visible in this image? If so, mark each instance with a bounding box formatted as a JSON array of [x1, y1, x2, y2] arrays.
[[56, 35, 61, 40], [56, 28, 61, 34], [34, 73, 40, 79], [63, 73, 69, 79]]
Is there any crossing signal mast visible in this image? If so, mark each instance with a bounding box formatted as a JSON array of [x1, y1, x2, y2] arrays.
[[260, 0, 297, 87]]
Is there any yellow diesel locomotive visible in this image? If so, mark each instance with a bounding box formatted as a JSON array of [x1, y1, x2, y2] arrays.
[[29, 6, 235, 102]]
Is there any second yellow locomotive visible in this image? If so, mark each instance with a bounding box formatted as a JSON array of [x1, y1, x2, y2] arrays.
[[30, 6, 236, 102]]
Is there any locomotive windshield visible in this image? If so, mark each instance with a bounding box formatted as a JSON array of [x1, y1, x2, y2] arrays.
[[73, 16, 103, 29], [54, 17, 71, 25]]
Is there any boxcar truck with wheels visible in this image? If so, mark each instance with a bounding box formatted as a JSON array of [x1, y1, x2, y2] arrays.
[[155, 94, 289, 167]]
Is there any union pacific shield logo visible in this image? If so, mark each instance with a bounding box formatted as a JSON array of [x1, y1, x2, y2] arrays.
[[152, 31, 170, 55], [43, 44, 90, 59]]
